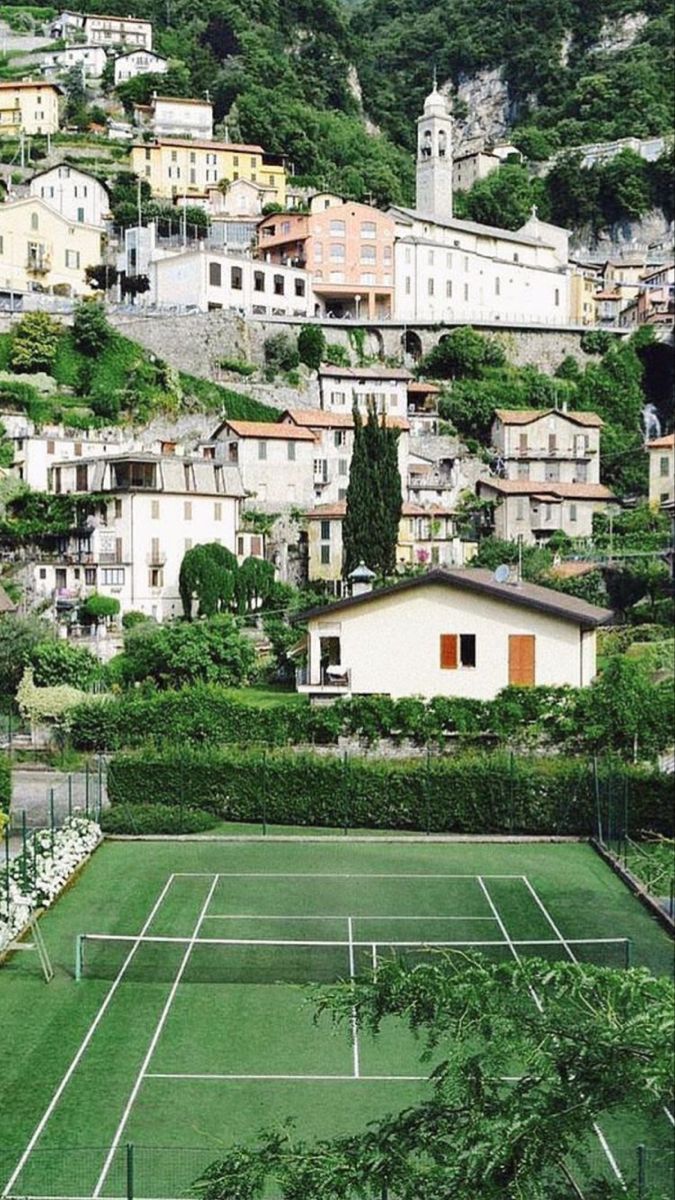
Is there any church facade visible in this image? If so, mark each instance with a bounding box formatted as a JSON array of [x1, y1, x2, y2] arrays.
[[390, 86, 572, 327]]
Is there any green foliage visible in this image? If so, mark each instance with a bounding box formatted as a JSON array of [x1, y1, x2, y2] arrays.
[[420, 327, 506, 380], [297, 325, 326, 371], [263, 333, 300, 376], [323, 342, 350, 367], [107, 747, 672, 835], [30, 640, 100, 689], [0, 751, 9, 813], [79, 593, 120, 623], [0, 613, 45, 695], [0, 491, 106, 539], [343, 402, 402, 578], [16, 666, 86, 726], [235, 556, 275, 614], [9, 312, 62, 374], [112, 615, 256, 689], [71, 300, 112, 357], [179, 543, 239, 619], [581, 330, 613, 356], [456, 163, 546, 230], [121, 610, 150, 630], [101, 802, 218, 834]]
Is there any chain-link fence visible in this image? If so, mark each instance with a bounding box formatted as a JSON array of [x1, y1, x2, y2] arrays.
[[594, 763, 675, 921], [573, 1139, 675, 1199]]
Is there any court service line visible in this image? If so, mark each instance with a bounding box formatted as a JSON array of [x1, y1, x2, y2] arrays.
[[1, 873, 178, 1200], [92, 874, 220, 1198], [174, 872, 525, 880], [201, 913, 499, 922], [146, 1071, 428, 1082], [347, 916, 360, 1078]]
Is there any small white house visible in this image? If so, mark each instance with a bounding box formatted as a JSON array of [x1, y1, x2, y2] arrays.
[[318, 365, 412, 419], [42, 43, 108, 80], [297, 568, 612, 700], [29, 165, 110, 228], [136, 94, 213, 140], [114, 49, 168, 84], [148, 247, 313, 316], [205, 419, 318, 510]]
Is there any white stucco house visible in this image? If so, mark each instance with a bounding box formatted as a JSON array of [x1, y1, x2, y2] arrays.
[[318, 365, 412, 419], [296, 568, 612, 700], [204, 419, 318, 510], [29, 165, 110, 228], [114, 49, 168, 84], [42, 43, 108, 80]]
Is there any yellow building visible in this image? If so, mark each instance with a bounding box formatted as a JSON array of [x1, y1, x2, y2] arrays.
[[646, 433, 675, 508], [130, 138, 287, 204], [569, 266, 599, 325], [0, 197, 103, 296], [0, 80, 61, 136]]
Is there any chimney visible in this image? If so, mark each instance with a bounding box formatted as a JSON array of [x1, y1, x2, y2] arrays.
[[349, 561, 376, 597]]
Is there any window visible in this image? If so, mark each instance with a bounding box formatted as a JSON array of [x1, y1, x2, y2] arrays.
[[320, 544, 330, 565], [360, 245, 376, 263], [314, 243, 323, 262], [77, 207, 84, 223], [31, 212, 39, 231], [76, 464, 88, 490], [660, 456, 670, 476], [405, 276, 411, 295], [101, 567, 124, 586], [84, 568, 96, 585], [65, 249, 80, 269], [360, 272, 375, 285], [254, 270, 265, 292], [330, 243, 345, 260], [516, 497, 525, 520], [575, 461, 588, 483], [258, 441, 267, 460], [114, 498, 122, 519], [338, 458, 347, 476], [555, 288, 560, 307], [209, 261, 221, 287], [274, 275, 284, 295], [508, 634, 535, 686], [569, 503, 577, 522], [151, 499, 159, 519], [320, 519, 330, 540], [330, 220, 345, 235], [361, 222, 376, 238], [230, 266, 242, 290], [214, 501, 222, 520], [184, 501, 192, 520], [427, 278, 434, 296], [548, 433, 557, 453], [47, 439, 55, 454], [513, 253, 520, 263], [334, 429, 346, 445], [517, 461, 529, 480], [428, 250, 434, 265], [294, 278, 305, 297], [287, 441, 296, 461], [464, 283, 469, 301], [446, 280, 452, 298], [495, 277, 501, 296], [149, 567, 163, 588], [459, 634, 476, 668]]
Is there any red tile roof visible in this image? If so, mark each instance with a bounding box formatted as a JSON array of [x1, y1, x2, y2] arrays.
[[646, 433, 674, 449], [494, 408, 603, 428], [480, 478, 614, 500], [283, 409, 409, 431], [224, 420, 316, 441]]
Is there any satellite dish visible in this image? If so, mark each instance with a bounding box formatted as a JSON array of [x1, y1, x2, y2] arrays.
[[494, 564, 510, 584]]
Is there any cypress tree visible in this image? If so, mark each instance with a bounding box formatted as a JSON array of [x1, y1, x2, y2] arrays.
[[343, 401, 402, 579]]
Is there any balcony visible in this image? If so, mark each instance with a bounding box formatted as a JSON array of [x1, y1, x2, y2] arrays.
[[26, 255, 51, 274], [313, 464, 330, 486], [295, 665, 351, 696], [146, 549, 167, 566]]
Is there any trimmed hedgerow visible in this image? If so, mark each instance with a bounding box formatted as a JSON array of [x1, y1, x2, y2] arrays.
[[100, 803, 218, 835], [106, 748, 673, 837], [0, 753, 10, 813]]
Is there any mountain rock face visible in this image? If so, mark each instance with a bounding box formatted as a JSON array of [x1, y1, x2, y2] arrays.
[[453, 69, 517, 153]]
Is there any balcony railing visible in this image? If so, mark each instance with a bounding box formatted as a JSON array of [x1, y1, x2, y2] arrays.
[[146, 550, 167, 565], [295, 666, 351, 693]]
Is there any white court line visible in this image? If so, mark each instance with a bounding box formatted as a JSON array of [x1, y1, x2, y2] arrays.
[[1, 874, 178, 1200], [520, 876, 625, 1186], [146, 1072, 428, 1082], [92, 875, 220, 1197], [173, 872, 525, 879], [347, 916, 360, 1078], [476, 877, 543, 1012], [202, 913, 498, 922]]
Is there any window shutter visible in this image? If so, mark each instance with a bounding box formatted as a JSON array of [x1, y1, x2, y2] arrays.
[[508, 635, 535, 686], [440, 634, 458, 669]]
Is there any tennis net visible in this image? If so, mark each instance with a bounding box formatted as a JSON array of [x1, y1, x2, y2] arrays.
[[75, 932, 633, 984]]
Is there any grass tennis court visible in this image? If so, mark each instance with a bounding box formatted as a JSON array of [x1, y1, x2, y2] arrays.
[[0, 838, 673, 1198]]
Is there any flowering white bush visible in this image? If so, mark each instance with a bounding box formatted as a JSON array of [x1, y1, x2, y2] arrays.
[[0, 816, 100, 952]]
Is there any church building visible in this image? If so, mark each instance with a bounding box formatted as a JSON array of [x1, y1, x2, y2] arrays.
[[390, 85, 571, 328]]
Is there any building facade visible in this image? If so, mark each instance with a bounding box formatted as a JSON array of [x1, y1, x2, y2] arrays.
[[52, 11, 153, 49], [42, 44, 108, 80], [491, 408, 603, 485], [2, 415, 131, 489], [477, 477, 615, 543], [142, 246, 312, 315], [0, 81, 61, 135], [41, 451, 244, 620], [646, 433, 674, 508], [0, 197, 102, 296], [256, 199, 395, 319], [29, 165, 110, 228], [114, 50, 168, 84], [280, 409, 410, 507], [205, 420, 317, 509], [318, 366, 412, 418], [139, 95, 213, 141], [130, 138, 286, 204], [297, 569, 610, 700]]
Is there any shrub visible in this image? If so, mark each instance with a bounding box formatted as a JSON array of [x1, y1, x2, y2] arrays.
[[114, 616, 256, 689], [122, 610, 150, 630], [101, 803, 218, 835], [0, 753, 10, 813], [30, 640, 100, 689], [263, 333, 299, 376], [71, 300, 112, 356], [79, 593, 120, 623], [297, 325, 326, 371], [9, 312, 62, 374], [106, 748, 673, 837]]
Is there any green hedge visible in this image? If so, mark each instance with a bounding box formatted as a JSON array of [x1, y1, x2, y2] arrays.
[[106, 748, 673, 837], [0, 753, 10, 813], [100, 803, 217, 835]]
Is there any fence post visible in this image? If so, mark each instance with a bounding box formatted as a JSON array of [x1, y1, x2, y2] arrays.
[[85, 761, 90, 817], [637, 1144, 646, 1198], [3, 819, 9, 919], [593, 757, 602, 844], [49, 787, 55, 855], [425, 744, 431, 835], [262, 750, 267, 837], [97, 756, 103, 821], [126, 1142, 134, 1200], [343, 751, 349, 836], [21, 809, 27, 893], [68, 774, 73, 819], [625, 938, 633, 969]]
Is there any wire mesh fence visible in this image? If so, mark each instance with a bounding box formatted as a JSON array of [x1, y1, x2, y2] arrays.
[[1, 1139, 673, 1199], [594, 764, 675, 920]]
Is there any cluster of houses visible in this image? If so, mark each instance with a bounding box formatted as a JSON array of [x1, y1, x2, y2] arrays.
[[0, 40, 672, 326]]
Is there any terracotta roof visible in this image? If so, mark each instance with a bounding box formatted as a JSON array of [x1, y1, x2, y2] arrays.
[[282, 409, 409, 431], [319, 365, 412, 381], [646, 433, 674, 449], [408, 381, 441, 394], [549, 561, 601, 580], [223, 420, 316, 441], [0, 80, 60, 91], [296, 567, 613, 628], [479, 479, 614, 500], [153, 95, 212, 107], [595, 290, 621, 300], [137, 136, 265, 153], [494, 408, 604, 428]]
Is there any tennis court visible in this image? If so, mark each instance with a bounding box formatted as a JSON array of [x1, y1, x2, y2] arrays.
[[0, 839, 673, 1198]]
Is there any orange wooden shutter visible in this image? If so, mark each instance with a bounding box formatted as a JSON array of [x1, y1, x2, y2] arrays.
[[440, 634, 458, 669], [508, 635, 535, 686]]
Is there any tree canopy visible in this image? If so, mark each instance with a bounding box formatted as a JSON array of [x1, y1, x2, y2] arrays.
[[343, 403, 402, 578]]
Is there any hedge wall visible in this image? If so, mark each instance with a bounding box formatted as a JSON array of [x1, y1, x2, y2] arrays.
[[0, 753, 10, 814], [106, 748, 673, 837]]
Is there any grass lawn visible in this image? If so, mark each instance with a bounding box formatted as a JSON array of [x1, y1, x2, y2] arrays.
[[217, 685, 307, 709], [0, 839, 672, 1198]]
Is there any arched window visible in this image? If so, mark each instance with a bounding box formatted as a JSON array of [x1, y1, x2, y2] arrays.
[[438, 130, 447, 158], [31, 212, 39, 231], [421, 128, 432, 158]]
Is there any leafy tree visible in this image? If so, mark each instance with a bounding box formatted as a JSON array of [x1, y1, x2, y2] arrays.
[[61, 63, 88, 125], [420, 327, 506, 380], [297, 325, 326, 371], [598, 150, 651, 226], [235, 556, 275, 614], [0, 614, 45, 695], [179, 543, 239, 619], [603, 567, 648, 619], [263, 333, 300, 376], [85, 264, 119, 292], [115, 64, 192, 112], [120, 273, 151, 302], [458, 163, 546, 230], [343, 402, 402, 578], [71, 300, 112, 356], [580, 330, 612, 356], [79, 594, 120, 623], [116, 614, 255, 688], [30, 639, 100, 690], [9, 312, 62, 374], [196, 953, 673, 1199]]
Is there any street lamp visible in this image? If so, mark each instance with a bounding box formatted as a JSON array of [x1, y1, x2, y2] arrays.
[[354, 293, 361, 320]]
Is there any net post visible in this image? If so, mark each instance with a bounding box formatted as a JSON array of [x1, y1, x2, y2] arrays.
[[371, 942, 378, 978], [75, 934, 83, 982], [593, 756, 602, 844], [637, 1144, 646, 1198], [126, 1141, 134, 1200], [625, 938, 633, 970], [342, 750, 349, 836]]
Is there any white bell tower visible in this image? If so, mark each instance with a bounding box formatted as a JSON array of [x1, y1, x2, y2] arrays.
[[415, 77, 453, 222]]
